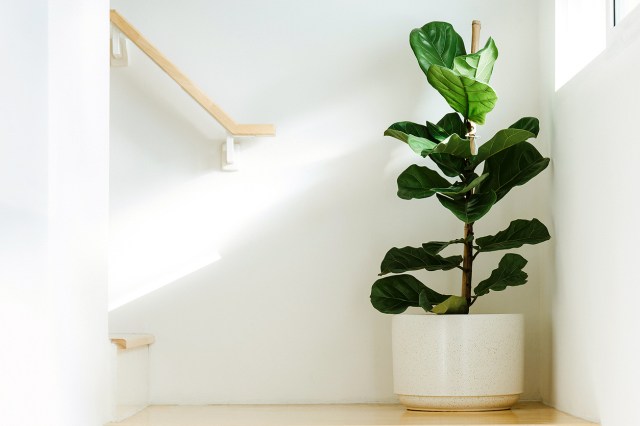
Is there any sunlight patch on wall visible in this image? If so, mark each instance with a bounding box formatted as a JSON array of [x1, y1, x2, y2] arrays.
[[108, 164, 321, 311], [109, 250, 220, 311], [108, 174, 223, 310], [555, 0, 607, 90]]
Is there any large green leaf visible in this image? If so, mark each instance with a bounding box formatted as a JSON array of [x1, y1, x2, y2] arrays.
[[509, 117, 540, 137], [418, 290, 434, 312], [370, 275, 422, 314], [476, 219, 551, 252], [426, 121, 449, 142], [436, 190, 497, 223], [431, 295, 469, 314], [437, 112, 467, 139], [384, 121, 431, 143], [431, 134, 473, 158], [420, 287, 449, 307], [397, 164, 450, 199], [410, 22, 466, 75], [408, 136, 438, 156], [474, 128, 535, 165], [384, 122, 439, 155], [429, 152, 467, 177], [453, 37, 498, 83], [370, 274, 447, 314], [426, 65, 497, 124], [431, 173, 489, 196], [422, 237, 469, 255], [476, 142, 550, 201], [379, 246, 462, 275], [424, 113, 468, 147], [398, 167, 486, 201], [474, 253, 528, 296]]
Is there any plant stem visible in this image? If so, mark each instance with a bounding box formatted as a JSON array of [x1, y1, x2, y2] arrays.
[[461, 219, 474, 305], [462, 117, 477, 306]]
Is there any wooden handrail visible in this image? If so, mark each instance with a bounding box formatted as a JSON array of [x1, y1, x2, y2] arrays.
[[110, 10, 275, 137]]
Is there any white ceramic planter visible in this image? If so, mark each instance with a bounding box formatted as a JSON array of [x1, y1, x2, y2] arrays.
[[392, 313, 524, 411]]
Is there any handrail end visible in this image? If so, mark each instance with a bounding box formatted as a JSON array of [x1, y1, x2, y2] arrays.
[[232, 124, 276, 137]]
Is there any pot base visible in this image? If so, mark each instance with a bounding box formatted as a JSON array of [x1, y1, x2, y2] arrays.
[[398, 394, 520, 412]]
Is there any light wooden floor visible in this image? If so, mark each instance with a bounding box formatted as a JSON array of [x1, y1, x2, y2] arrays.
[[107, 401, 597, 426]]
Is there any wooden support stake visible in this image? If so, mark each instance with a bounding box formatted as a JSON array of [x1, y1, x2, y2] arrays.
[[467, 20, 481, 155], [468, 20, 481, 156], [461, 20, 482, 305], [471, 20, 482, 55]]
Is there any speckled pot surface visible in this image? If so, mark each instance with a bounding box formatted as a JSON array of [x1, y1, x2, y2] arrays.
[[392, 313, 524, 412]]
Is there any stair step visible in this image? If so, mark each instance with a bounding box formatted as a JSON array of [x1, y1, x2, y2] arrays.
[[110, 333, 154, 422], [110, 333, 155, 350]]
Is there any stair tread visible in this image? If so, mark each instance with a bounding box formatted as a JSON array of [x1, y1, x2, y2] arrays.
[[110, 333, 155, 350]]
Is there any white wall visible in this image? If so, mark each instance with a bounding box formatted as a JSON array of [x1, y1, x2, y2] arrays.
[[109, 0, 548, 403], [548, 2, 640, 424], [0, 1, 110, 425], [0, 2, 51, 423]]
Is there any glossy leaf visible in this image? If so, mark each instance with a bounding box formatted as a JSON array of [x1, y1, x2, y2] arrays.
[[453, 37, 498, 83], [422, 237, 469, 255], [431, 134, 473, 158], [436, 190, 497, 223], [426, 65, 497, 124], [384, 122, 438, 155], [431, 173, 489, 196], [429, 153, 467, 177], [509, 117, 540, 137], [426, 121, 449, 142], [421, 287, 449, 306], [476, 219, 551, 252], [397, 164, 450, 200], [371, 274, 447, 314], [418, 290, 434, 312], [420, 122, 474, 177], [437, 112, 467, 138], [476, 142, 550, 201], [370, 274, 424, 314], [384, 121, 431, 142], [431, 295, 469, 314], [474, 253, 528, 296], [379, 246, 462, 275], [474, 128, 535, 165], [410, 22, 466, 75], [408, 136, 438, 156], [425, 113, 468, 146]]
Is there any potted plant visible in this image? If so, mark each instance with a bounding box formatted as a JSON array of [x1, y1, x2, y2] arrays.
[[370, 21, 550, 411]]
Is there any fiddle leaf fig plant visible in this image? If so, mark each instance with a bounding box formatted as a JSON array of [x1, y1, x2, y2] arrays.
[[370, 21, 550, 315]]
